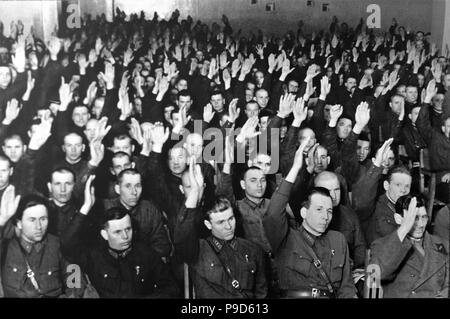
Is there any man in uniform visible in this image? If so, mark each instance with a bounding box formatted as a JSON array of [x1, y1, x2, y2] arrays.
[[263, 138, 357, 298], [174, 159, 267, 298], [369, 194, 449, 298]]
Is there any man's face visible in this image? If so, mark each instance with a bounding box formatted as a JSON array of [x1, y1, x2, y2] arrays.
[[417, 74, 425, 87], [288, 80, 299, 94], [336, 118, 352, 139], [0, 66, 11, 89], [168, 147, 188, 176], [177, 96, 192, 111], [302, 194, 333, 234], [117, 173, 142, 208], [443, 74, 450, 90], [389, 95, 405, 115], [164, 106, 175, 124], [432, 93, 445, 111], [92, 98, 104, 119], [252, 154, 271, 175], [48, 171, 75, 205], [315, 178, 341, 207], [405, 87, 418, 104], [245, 89, 254, 102], [0, 159, 12, 189], [356, 140, 371, 162], [255, 90, 269, 109], [185, 134, 203, 160], [102, 214, 133, 251], [313, 147, 329, 174], [298, 129, 316, 152], [245, 103, 259, 118], [63, 134, 84, 163], [324, 105, 332, 122], [210, 94, 225, 112], [442, 118, 450, 138], [385, 173, 411, 203], [409, 207, 428, 239], [3, 138, 25, 163], [382, 149, 396, 171], [259, 116, 269, 130], [112, 138, 133, 156], [246, 82, 256, 93], [176, 79, 188, 92], [72, 106, 90, 128], [204, 207, 236, 241], [241, 168, 266, 199], [409, 107, 421, 125], [345, 78, 357, 92], [18, 204, 49, 243], [84, 119, 98, 142], [111, 156, 132, 176], [255, 71, 264, 86]]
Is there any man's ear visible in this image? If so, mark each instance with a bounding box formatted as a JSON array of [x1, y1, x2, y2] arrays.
[[100, 229, 108, 241], [47, 182, 52, 195], [441, 126, 446, 134], [109, 168, 115, 176], [131, 145, 135, 153], [23, 145, 27, 153], [81, 144, 85, 152], [114, 184, 120, 195], [240, 180, 246, 191], [9, 167, 13, 177], [300, 207, 307, 219], [408, 113, 412, 121], [394, 213, 403, 225], [17, 220, 22, 231], [327, 156, 330, 165], [131, 162, 135, 169], [204, 219, 212, 231], [1, 146, 5, 154], [247, 159, 253, 167], [383, 180, 390, 192], [62, 145, 66, 153], [183, 143, 187, 150]]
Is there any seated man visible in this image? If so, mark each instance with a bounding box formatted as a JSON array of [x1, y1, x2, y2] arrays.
[[263, 139, 356, 298], [104, 168, 171, 259], [369, 194, 448, 298], [0, 190, 84, 298], [71, 206, 179, 298], [174, 160, 267, 298]]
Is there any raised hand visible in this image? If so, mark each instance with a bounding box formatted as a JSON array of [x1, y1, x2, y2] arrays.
[[280, 58, 295, 81], [240, 58, 253, 77], [293, 136, 311, 169], [203, 103, 215, 123], [12, 35, 26, 73], [100, 62, 115, 89], [305, 64, 320, 81], [48, 37, 62, 60], [151, 122, 170, 150], [293, 97, 308, 124], [320, 76, 331, 99], [219, 51, 229, 69], [0, 185, 21, 227], [89, 137, 105, 167], [397, 197, 417, 242], [424, 79, 438, 103], [228, 98, 241, 123], [373, 138, 393, 167], [3, 98, 21, 125], [80, 175, 96, 215], [268, 53, 276, 73], [278, 93, 296, 118], [59, 77, 73, 112], [354, 101, 370, 133], [28, 116, 53, 151], [173, 105, 192, 134], [222, 68, 231, 89], [236, 116, 261, 143], [329, 104, 343, 127], [231, 58, 241, 78], [94, 117, 111, 142]]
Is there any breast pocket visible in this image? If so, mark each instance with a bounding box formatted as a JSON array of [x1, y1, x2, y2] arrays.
[[3, 263, 27, 292], [38, 266, 62, 295], [330, 255, 345, 285], [286, 252, 313, 279], [236, 258, 257, 291], [197, 258, 224, 284]]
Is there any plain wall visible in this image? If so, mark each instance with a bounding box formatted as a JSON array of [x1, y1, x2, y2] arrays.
[[111, 0, 434, 36]]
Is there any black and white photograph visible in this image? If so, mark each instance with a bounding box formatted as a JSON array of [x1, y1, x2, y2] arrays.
[[0, 0, 448, 310]]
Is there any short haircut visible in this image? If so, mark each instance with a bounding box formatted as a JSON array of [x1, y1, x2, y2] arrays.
[[177, 89, 192, 100], [111, 151, 131, 166], [210, 89, 224, 99], [3, 134, 24, 146], [303, 187, 332, 209], [395, 194, 426, 217], [101, 206, 130, 229], [245, 101, 259, 109], [13, 194, 49, 225], [387, 165, 411, 183], [0, 155, 11, 167], [72, 104, 89, 111], [113, 134, 132, 143], [204, 196, 233, 221], [50, 167, 76, 182], [241, 166, 264, 181], [63, 132, 83, 141], [358, 131, 371, 143], [117, 168, 141, 185]]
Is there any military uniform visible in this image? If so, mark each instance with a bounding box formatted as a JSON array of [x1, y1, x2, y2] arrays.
[[174, 206, 267, 298], [263, 179, 357, 298], [369, 231, 449, 298], [0, 234, 83, 298]]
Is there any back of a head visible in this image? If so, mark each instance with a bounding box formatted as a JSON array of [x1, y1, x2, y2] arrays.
[[395, 194, 426, 216]]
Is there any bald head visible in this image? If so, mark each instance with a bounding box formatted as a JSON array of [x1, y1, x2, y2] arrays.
[[314, 171, 341, 207]]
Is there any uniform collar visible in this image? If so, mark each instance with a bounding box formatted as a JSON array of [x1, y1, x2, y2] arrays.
[[300, 225, 318, 247], [20, 237, 45, 254], [108, 246, 132, 259], [243, 197, 266, 209], [209, 236, 238, 252]]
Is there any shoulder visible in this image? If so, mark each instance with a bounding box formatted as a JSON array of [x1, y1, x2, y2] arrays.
[[428, 233, 448, 255], [325, 230, 347, 247], [236, 237, 264, 257]]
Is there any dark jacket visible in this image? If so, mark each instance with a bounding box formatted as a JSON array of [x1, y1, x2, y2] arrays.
[[369, 231, 448, 298], [263, 179, 357, 298], [366, 194, 398, 245], [174, 206, 267, 299], [103, 198, 171, 258], [75, 241, 179, 298]]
